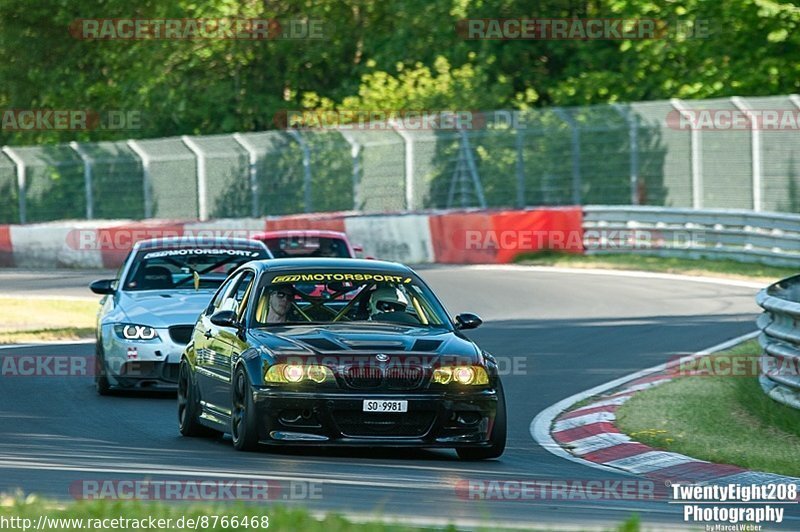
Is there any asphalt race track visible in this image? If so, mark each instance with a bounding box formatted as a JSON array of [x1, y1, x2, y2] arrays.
[[1, 266, 792, 529]]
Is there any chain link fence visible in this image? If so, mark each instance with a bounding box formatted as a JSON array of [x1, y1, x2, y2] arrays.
[[2, 95, 800, 224]]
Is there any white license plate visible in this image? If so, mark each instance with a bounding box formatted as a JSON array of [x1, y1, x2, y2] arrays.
[[362, 400, 408, 413]]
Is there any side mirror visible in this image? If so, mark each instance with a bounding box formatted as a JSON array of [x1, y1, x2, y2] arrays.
[[352, 245, 375, 260], [210, 310, 239, 328], [455, 313, 482, 330], [90, 279, 115, 295]]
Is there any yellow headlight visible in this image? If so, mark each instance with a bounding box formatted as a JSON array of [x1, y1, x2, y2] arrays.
[[453, 366, 475, 385], [283, 365, 304, 383], [433, 365, 489, 386], [265, 364, 332, 384], [306, 365, 329, 383], [265, 365, 287, 383], [432, 367, 452, 384]]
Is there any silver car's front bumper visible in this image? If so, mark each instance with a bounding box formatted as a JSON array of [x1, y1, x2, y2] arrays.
[[100, 324, 190, 389]]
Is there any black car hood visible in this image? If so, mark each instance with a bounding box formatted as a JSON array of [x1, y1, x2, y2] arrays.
[[249, 324, 480, 363]]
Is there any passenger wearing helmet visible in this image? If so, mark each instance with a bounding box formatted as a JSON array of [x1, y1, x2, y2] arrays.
[[368, 286, 419, 324]]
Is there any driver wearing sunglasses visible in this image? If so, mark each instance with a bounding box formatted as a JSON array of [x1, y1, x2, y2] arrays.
[[266, 287, 293, 323]]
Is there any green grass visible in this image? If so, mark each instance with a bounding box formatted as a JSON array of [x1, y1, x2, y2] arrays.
[[0, 327, 96, 344], [615, 340, 800, 477], [0, 495, 642, 531], [0, 296, 96, 343], [513, 251, 797, 283]]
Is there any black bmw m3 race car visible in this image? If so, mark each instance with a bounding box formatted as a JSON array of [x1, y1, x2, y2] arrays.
[[178, 258, 506, 460]]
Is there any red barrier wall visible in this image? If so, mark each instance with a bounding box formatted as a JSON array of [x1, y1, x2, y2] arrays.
[[491, 208, 583, 263], [430, 207, 583, 264], [0, 225, 13, 267], [428, 212, 497, 263]]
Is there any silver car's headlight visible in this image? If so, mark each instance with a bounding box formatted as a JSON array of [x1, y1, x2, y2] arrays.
[[114, 324, 160, 341]]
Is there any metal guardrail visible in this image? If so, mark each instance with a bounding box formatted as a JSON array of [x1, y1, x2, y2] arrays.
[[584, 206, 800, 267], [756, 277, 800, 409]]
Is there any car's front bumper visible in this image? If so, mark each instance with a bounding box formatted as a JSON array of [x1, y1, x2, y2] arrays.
[[100, 324, 187, 389], [251, 389, 499, 447]]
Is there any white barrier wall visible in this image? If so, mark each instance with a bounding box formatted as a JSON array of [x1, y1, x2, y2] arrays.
[[9, 221, 108, 268], [343, 214, 434, 264]]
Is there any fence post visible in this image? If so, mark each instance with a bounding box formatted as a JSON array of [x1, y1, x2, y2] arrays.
[[286, 130, 312, 213], [611, 104, 640, 205], [338, 130, 362, 210], [670, 98, 703, 209], [731, 97, 762, 212], [515, 126, 525, 208], [127, 140, 153, 218], [232, 133, 260, 217], [69, 142, 94, 219], [2, 147, 26, 224], [460, 130, 487, 208], [389, 121, 415, 211], [181, 136, 208, 221], [553, 108, 582, 204]]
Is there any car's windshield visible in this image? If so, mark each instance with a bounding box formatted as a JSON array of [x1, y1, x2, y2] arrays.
[[252, 271, 450, 327], [123, 247, 268, 291], [262, 236, 351, 258]]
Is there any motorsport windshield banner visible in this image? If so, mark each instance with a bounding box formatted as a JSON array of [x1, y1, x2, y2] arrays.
[[270, 272, 413, 284]]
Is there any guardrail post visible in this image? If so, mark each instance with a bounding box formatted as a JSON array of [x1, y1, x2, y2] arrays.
[[460, 130, 487, 208], [611, 104, 640, 205], [286, 130, 312, 213], [515, 126, 525, 208], [232, 133, 261, 217], [127, 139, 153, 218], [731, 97, 762, 212], [2, 146, 26, 224], [338, 130, 362, 210], [553, 108, 582, 205], [181, 136, 208, 221], [389, 121, 415, 211], [69, 142, 94, 220], [670, 99, 703, 209]]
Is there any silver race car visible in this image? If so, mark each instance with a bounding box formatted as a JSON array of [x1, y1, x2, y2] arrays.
[[90, 236, 272, 394]]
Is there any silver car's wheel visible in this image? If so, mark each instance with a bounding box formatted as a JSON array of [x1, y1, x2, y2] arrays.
[[95, 344, 111, 396]]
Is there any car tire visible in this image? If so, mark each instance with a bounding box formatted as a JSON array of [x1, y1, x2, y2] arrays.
[[231, 366, 259, 451], [95, 344, 112, 396], [178, 359, 215, 437], [456, 379, 507, 460]]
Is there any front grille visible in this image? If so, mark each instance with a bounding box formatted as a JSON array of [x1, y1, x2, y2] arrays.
[[344, 366, 382, 388], [334, 411, 436, 437], [385, 366, 424, 389], [342, 365, 425, 390], [168, 325, 194, 345]]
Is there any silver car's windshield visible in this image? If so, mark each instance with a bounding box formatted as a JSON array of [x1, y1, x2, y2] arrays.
[[123, 248, 267, 291]]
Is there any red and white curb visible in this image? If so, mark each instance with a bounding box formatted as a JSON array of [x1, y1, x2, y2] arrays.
[[531, 331, 800, 486]]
